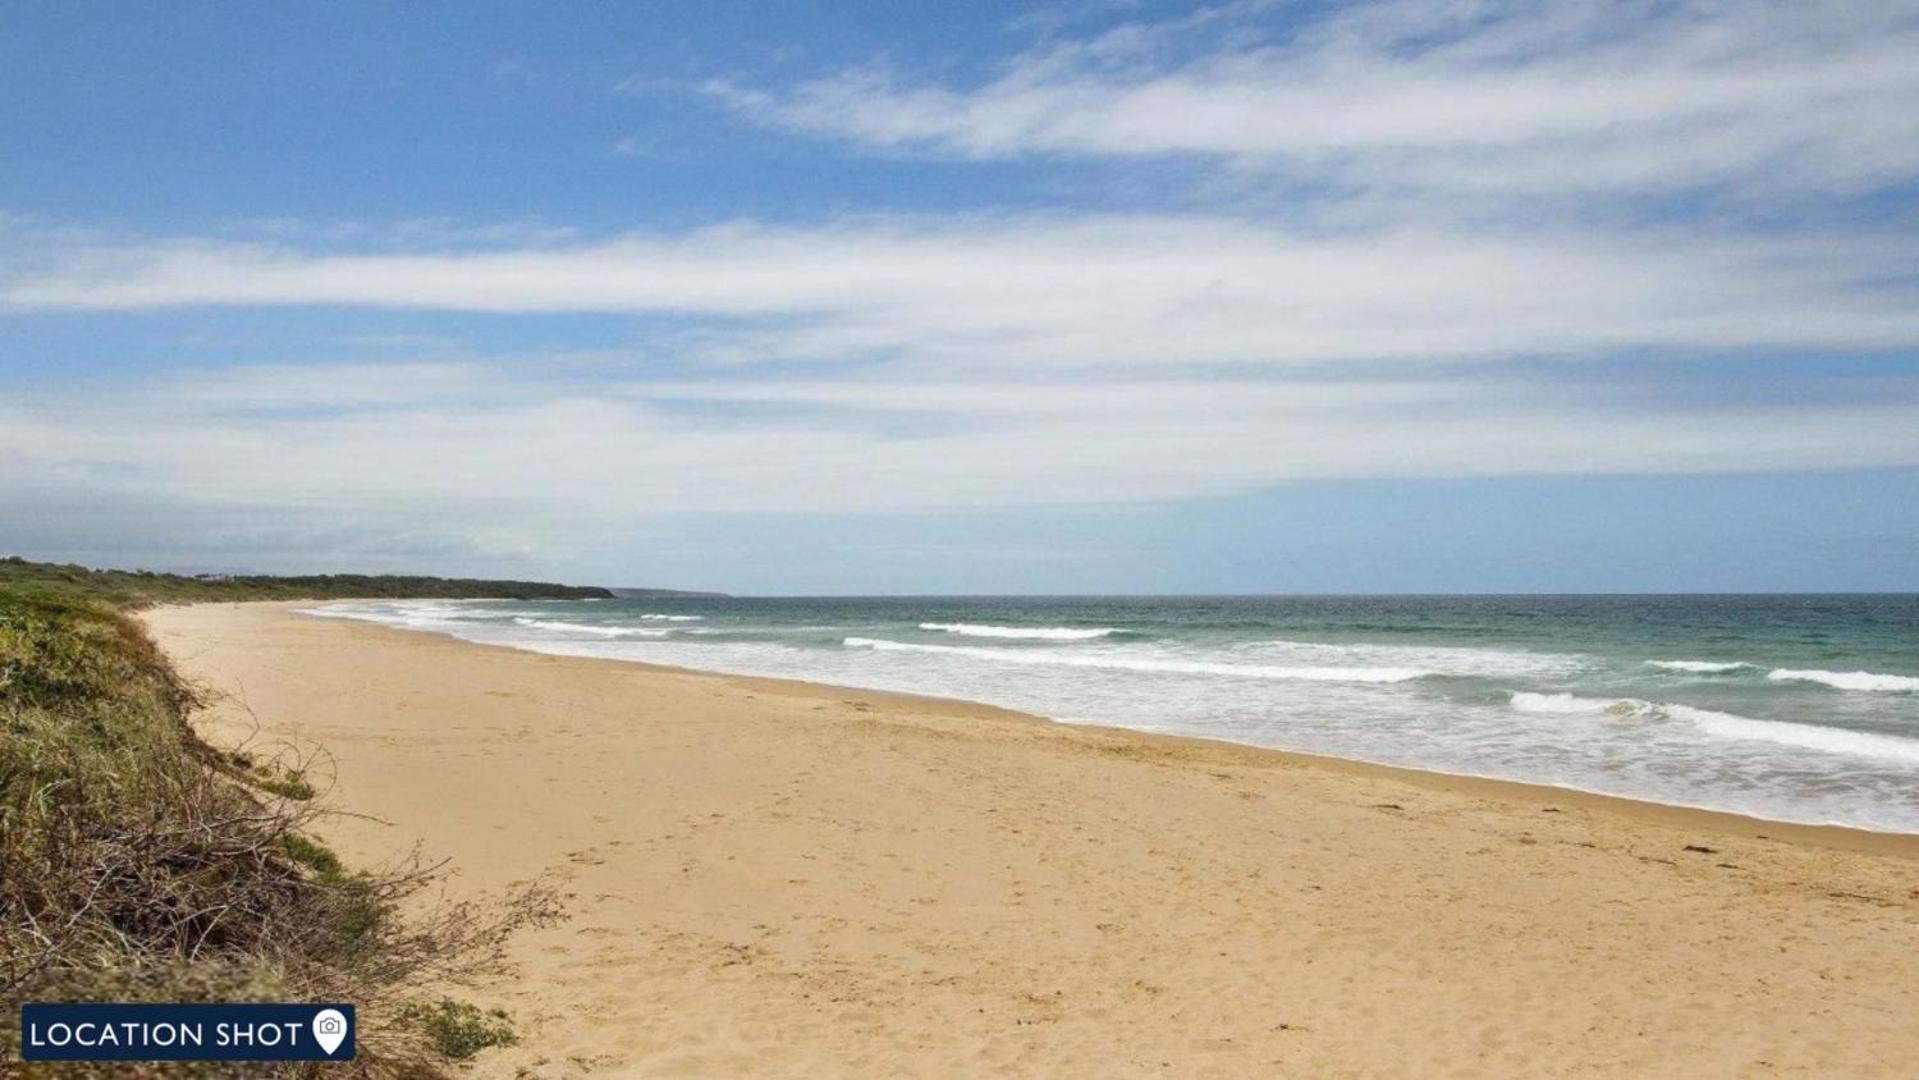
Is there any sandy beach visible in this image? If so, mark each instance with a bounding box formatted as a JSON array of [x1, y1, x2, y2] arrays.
[[142, 602, 1919, 1078]]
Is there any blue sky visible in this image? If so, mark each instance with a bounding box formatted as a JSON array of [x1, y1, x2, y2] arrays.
[[2, 0, 1917, 592]]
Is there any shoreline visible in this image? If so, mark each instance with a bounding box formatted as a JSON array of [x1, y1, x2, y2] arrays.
[[143, 601, 1919, 1077], [293, 600, 1918, 856]]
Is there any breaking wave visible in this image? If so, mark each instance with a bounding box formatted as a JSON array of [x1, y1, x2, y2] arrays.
[[1647, 660, 1756, 674], [845, 637, 1430, 682], [1510, 692, 1919, 764], [1509, 691, 1657, 717], [511, 617, 671, 638], [1766, 668, 1919, 693], [919, 622, 1118, 640]]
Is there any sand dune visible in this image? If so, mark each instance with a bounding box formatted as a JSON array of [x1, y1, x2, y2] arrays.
[[143, 603, 1919, 1078]]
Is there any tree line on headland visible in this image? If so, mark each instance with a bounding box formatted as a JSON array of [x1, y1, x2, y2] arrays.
[[0, 555, 616, 605]]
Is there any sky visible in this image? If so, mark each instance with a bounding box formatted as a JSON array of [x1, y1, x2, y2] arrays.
[[2, 0, 1917, 594]]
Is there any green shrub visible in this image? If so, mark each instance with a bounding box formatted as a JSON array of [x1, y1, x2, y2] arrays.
[[400, 998, 518, 1060], [281, 834, 345, 879]]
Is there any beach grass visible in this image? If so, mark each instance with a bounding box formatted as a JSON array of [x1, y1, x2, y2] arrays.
[[0, 557, 571, 1076]]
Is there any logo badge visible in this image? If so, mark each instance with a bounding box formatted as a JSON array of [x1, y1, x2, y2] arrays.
[[311, 1009, 349, 1056]]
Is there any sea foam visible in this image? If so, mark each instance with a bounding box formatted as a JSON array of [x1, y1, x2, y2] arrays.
[[845, 637, 1430, 682], [1647, 660, 1755, 674], [919, 622, 1118, 640], [1510, 692, 1919, 764], [1252, 639, 1586, 679], [1766, 668, 1919, 692], [511, 617, 671, 638], [1509, 692, 1658, 717], [1668, 704, 1919, 764]]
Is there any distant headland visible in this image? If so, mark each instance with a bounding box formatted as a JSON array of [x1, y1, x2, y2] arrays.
[[0, 556, 731, 604]]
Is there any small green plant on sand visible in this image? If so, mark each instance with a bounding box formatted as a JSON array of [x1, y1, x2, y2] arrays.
[[280, 833, 345, 879], [401, 998, 518, 1060]]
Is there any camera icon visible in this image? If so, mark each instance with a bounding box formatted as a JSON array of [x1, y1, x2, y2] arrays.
[[311, 1008, 351, 1055]]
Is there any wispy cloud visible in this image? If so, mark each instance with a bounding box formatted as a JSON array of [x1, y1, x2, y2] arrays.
[[5, 216, 1916, 367], [713, 0, 1919, 212], [4, 360, 1917, 537]]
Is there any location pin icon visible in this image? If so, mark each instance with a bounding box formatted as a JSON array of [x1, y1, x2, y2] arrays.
[[312, 1008, 348, 1056]]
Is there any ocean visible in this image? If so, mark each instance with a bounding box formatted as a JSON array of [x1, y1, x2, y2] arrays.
[[305, 595, 1919, 833]]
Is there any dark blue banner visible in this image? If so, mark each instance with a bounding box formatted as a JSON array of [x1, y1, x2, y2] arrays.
[[19, 1003, 355, 1062]]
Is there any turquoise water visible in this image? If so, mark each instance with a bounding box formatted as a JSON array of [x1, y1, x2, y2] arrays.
[[308, 595, 1919, 832]]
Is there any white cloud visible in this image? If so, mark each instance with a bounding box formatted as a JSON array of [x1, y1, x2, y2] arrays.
[[5, 216, 1917, 369], [713, 0, 1919, 206], [5, 364, 1917, 543]]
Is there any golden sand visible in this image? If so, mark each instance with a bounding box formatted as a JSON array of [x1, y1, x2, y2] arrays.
[[143, 602, 1919, 1078]]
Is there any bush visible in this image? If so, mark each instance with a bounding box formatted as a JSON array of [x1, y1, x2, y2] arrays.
[[399, 998, 518, 1060], [0, 582, 563, 1076]]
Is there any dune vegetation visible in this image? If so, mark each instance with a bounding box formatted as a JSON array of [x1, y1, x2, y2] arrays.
[[0, 558, 573, 1076]]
